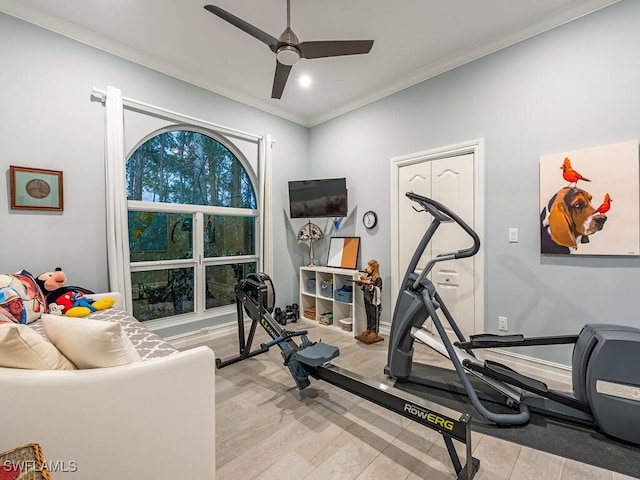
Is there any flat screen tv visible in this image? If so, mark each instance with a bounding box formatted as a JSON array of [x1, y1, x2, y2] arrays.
[[288, 178, 348, 218]]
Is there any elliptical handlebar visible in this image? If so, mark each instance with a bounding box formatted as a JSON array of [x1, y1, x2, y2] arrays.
[[406, 192, 480, 260], [400, 193, 531, 425]]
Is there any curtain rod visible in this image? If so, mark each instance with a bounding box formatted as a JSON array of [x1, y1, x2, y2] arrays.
[[91, 87, 273, 144]]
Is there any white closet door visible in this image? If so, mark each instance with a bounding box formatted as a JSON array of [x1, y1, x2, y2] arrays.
[[397, 152, 476, 338]]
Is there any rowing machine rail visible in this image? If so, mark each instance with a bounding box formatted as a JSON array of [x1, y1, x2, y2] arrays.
[[216, 273, 480, 480]]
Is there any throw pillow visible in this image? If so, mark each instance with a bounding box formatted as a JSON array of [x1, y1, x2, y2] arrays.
[[0, 270, 47, 324], [0, 322, 76, 370], [0, 288, 25, 324], [41, 314, 141, 369]]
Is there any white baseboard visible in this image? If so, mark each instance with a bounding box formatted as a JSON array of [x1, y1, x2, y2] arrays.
[[166, 322, 243, 350], [170, 322, 573, 390]]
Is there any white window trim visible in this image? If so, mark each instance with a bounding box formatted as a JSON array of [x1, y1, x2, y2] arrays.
[[95, 86, 273, 321]]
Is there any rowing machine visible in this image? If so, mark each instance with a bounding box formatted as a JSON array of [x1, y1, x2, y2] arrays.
[[217, 272, 480, 480]]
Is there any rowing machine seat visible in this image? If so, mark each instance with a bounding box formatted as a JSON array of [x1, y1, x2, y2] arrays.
[[295, 342, 340, 367]]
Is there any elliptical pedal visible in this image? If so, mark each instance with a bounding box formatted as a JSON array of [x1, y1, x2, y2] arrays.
[[464, 359, 591, 414], [481, 360, 548, 394]]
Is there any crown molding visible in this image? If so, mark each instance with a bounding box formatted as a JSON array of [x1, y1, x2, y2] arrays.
[[1, 0, 620, 129], [0, 1, 310, 126], [307, 0, 620, 126]]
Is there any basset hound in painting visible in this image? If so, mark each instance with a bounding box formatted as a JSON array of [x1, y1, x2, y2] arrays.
[[540, 186, 607, 254]]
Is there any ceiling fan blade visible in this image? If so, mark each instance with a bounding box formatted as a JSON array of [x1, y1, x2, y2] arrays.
[[271, 61, 292, 99], [204, 5, 278, 48], [298, 40, 374, 59]]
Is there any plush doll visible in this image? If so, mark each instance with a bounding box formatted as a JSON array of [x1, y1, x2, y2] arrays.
[[36, 268, 114, 317]]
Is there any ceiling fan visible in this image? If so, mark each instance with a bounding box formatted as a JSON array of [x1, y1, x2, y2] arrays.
[[204, 1, 374, 99]]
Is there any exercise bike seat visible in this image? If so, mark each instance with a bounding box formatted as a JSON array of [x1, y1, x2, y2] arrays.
[[295, 342, 340, 367]]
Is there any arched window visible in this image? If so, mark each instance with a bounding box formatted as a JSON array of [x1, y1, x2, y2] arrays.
[[126, 128, 258, 322]]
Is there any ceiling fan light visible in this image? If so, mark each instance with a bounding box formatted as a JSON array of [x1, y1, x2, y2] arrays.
[[299, 75, 311, 87], [276, 46, 300, 66]]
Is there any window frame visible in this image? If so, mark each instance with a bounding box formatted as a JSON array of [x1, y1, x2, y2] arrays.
[[126, 125, 260, 327]]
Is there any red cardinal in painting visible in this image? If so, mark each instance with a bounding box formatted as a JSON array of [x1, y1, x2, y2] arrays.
[[561, 157, 591, 186], [594, 193, 612, 215]]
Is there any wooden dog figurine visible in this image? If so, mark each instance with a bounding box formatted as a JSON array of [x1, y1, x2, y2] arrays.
[[355, 259, 383, 344]]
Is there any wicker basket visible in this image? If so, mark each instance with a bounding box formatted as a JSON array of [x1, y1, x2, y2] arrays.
[[0, 443, 53, 479], [303, 306, 316, 320]]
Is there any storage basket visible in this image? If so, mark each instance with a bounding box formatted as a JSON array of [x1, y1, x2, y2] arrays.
[[306, 278, 316, 294], [334, 285, 353, 303], [303, 306, 316, 320], [339, 318, 353, 332], [318, 312, 333, 325], [320, 280, 333, 298], [0, 443, 53, 480]]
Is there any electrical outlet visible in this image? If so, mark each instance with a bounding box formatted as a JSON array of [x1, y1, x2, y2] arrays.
[[498, 316, 508, 332]]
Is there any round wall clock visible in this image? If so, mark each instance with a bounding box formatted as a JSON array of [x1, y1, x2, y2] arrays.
[[25, 178, 51, 199], [363, 210, 378, 229]]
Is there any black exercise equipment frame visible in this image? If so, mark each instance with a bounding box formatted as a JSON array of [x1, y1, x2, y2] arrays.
[[385, 192, 597, 426], [216, 273, 480, 480]]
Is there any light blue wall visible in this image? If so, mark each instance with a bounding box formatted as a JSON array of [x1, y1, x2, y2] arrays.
[[309, 0, 640, 364], [2, 1, 640, 363], [0, 13, 308, 336]]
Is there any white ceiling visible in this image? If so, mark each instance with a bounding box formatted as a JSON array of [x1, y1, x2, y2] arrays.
[[0, 0, 619, 126]]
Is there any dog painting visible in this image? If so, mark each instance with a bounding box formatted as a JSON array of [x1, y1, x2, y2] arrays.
[[540, 141, 639, 255]]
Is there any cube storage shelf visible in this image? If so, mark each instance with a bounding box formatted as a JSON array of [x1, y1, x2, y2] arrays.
[[299, 266, 363, 336]]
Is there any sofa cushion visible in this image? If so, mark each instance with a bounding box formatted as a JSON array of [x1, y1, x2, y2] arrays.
[[0, 270, 46, 324], [0, 322, 75, 370], [41, 314, 141, 369]]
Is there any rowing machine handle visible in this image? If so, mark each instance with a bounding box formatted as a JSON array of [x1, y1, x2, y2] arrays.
[[406, 192, 481, 259]]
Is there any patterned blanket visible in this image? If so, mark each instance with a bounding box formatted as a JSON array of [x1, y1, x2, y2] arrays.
[[28, 308, 178, 361]]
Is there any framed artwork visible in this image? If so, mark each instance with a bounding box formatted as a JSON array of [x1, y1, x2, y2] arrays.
[[539, 140, 639, 255], [327, 236, 360, 269], [10, 166, 64, 211]]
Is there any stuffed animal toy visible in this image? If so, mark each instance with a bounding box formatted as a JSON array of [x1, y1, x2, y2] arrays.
[[36, 268, 114, 317]]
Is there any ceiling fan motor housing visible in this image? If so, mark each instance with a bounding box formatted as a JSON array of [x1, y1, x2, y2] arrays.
[[276, 27, 301, 65], [277, 45, 301, 65]]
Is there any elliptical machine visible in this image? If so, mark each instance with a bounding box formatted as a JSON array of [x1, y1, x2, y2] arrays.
[[385, 192, 640, 445]]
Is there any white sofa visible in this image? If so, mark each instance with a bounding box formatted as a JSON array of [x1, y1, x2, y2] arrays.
[[0, 293, 216, 479]]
